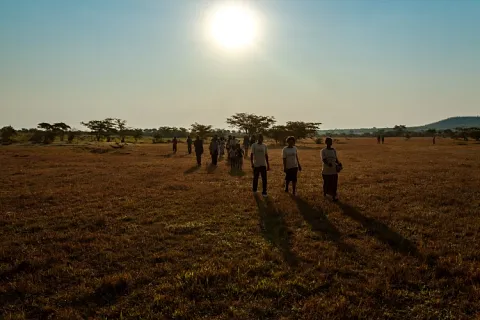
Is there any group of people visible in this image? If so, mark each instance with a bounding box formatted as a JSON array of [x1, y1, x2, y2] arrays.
[[173, 134, 342, 201]]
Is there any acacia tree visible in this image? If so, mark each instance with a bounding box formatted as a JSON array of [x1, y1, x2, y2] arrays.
[[114, 119, 128, 142], [1, 126, 16, 143], [52, 122, 71, 141], [285, 121, 322, 141], [267, 125, 289, 145], [226, 113, 276, 135], [394, 125, 407, 137], [81, 119, 116, 142], [131, 129, 143, 142], [37, 122, 56, 143], [190, 123, 213, 139]]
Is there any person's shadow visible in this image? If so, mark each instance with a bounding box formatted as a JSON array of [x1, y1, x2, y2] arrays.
[[292, 196, 354, 253], [254, 194, 298, 267], [337, 202, 419, 257], [229, 168, 246, 177], [184, 165, 200, 174], [206, 164, 217, 174]]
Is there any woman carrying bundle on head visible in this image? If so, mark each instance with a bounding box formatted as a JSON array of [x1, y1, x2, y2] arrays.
[[321, 137, 342, 202]]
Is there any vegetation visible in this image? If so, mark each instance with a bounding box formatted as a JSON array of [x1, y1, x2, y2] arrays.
[[226, 113, 276, 135], [1, 138, 479, 318], [0, 126, 16, 144]]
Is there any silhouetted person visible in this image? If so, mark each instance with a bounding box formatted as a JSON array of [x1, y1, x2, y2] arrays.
[[194, 136, 203, 166], [250, 135, 256, 146], [251, 134, 270, 197], [243, 135, 250, 158], [433, 135, 436, 145], [226, 135, 232, 162], [377, 135, 381, 144], [381, 135, 385, 144], [172, 137, 178, 154], [283, 136, 302, 195], [210, 135, 219, 166], [322, 137, 341, 202], [186, 135, 192, 154]]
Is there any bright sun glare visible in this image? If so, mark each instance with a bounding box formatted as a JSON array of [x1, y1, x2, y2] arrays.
[[209, 4, 258, 50]]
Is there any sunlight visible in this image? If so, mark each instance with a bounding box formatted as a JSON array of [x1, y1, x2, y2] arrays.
[[208, 3, 259, 51]]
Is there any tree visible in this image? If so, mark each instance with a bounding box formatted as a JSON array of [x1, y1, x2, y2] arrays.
[[37, 122, 53, 131], [190, 123, 213, 138], [393, 125, 407, 137], [131, 129, 143, 142], [226, 113, 276, 135], [81, 119, 117, 142], [1, 126, 16, 143], [285, 121, 322, 141], [425, 128, 437, 137], [114, 119, 128, 142], [37, 122, 56, 143], [52, 122, 71, 141], [267, 125, 289, 145]]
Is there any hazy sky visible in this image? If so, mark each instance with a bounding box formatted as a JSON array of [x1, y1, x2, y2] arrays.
[[1, 0, 479, 130]]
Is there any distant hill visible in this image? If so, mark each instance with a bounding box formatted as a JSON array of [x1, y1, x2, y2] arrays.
[[412, 116, 480, 131], [319, 116, 480, 134]]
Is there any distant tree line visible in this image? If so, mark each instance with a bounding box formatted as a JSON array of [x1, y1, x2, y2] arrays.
[[2, 115, 479, 145]]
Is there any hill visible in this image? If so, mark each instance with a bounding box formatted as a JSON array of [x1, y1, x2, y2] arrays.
[[413, 116, 480, 130], [319, 116, 480, 134]]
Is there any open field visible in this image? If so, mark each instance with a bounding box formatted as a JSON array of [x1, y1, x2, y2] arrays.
[[1, 138, 480, 319]]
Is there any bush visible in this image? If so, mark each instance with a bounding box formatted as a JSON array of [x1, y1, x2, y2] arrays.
[[315, 138, 323, 144]]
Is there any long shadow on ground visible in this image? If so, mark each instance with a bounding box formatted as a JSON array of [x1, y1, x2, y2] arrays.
[[184, 165, 200, 174], [254, 194, 298, 267], [229, 168, 246, 177], [206, 164, 217, 174], [337, 202, 419, 257], [292, 196, 354, 253]]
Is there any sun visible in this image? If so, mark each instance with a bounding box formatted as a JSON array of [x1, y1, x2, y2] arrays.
[[208, 4, 258, 50]]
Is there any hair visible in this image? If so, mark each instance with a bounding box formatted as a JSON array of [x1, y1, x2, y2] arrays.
[[325, 137, 333, 144], [286, 136, 296, 143], [258, 134, 264, 139]]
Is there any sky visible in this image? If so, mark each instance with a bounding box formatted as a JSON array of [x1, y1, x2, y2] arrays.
[[1, 0, 479, 130]]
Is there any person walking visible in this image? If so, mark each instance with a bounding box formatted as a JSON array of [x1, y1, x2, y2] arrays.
[[243, 135, 250, 158], [186, 135, 193, 154], [381, 135, 385, 144], [282, 136, 302, 195], [219, 137, 226, 157], [321, 137, 342, 202], [172, 137, 178, 154], [209, 135, 220, 166], [251, 134, 270, 197], [194, 136, 203, 166]]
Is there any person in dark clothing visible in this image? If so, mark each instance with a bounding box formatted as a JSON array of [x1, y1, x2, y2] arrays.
[[251, 134, 270, 197], [209, 135, 220, 166], [377, 135, 381, 144], [250, 135, 256, 146], [381, 136, 385, 144], [243, 135, 250, 158], [193, 136, 203, 166], [187, 135, 193, 154], [172, 137, 178, 153], [321, 137, 341, 202]]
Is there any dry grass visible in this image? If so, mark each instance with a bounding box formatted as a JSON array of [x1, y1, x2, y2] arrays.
[[1, 138, 480, 319]]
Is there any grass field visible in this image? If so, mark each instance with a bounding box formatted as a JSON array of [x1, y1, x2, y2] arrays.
[[1, 138, 480, 319]]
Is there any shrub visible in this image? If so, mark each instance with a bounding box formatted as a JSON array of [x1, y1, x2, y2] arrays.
[[315, 137, 323, 144]]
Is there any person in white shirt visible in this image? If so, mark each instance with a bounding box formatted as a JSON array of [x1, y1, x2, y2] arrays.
[[282, 136, 302, 195], [321, 137, 342, 202], [250, 134, 270, 197]]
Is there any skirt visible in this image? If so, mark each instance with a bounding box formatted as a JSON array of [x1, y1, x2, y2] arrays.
[[322, 174, 338, 196]]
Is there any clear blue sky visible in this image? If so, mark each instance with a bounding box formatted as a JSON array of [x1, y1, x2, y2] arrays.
[[1, 0, 479, 130]]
